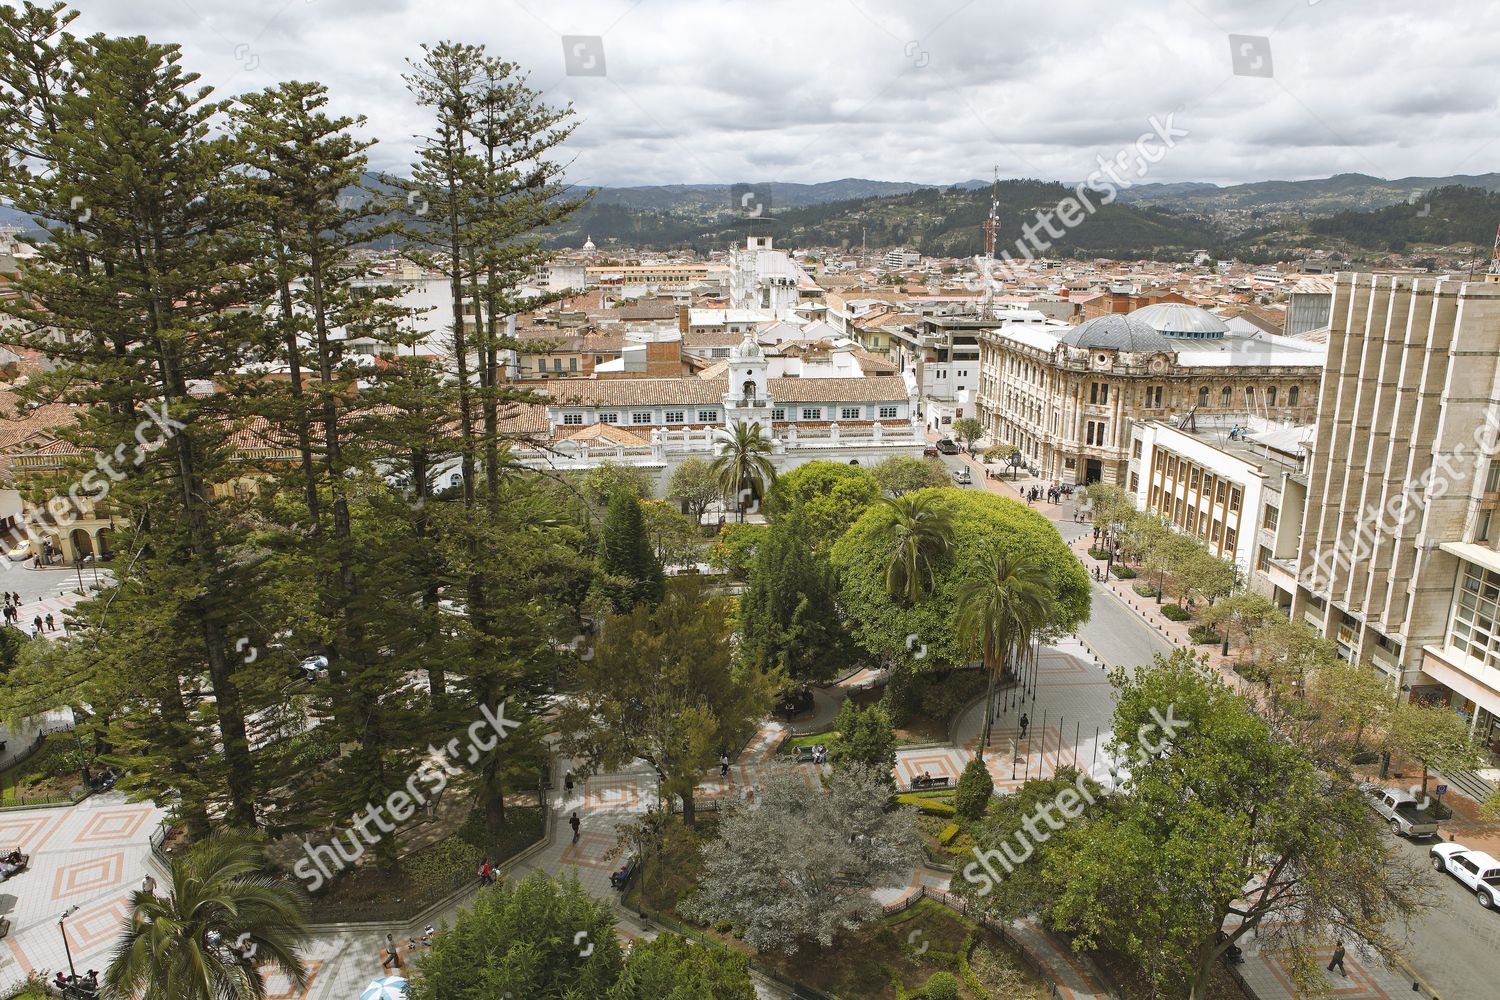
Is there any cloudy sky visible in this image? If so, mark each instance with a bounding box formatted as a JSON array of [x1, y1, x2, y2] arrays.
[[76, 0, 1500, 190]]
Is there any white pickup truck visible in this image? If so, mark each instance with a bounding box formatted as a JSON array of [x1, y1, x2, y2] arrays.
[[1430, 842, 1500, 909], [1360, 784, 1440, 838]]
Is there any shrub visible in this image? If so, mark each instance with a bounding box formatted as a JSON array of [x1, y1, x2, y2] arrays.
[[1133, 583, 1158, 598], [925, 970, 959, 1000], [1161, 603, 1191, 621], [1087, 546, 1111, 561], [1111, 565, 1136, 579], [1188, 624, 1221, 645], [953, 757, 994, 821], [897, 794, 956, 816], [938, 822, 962, 846]]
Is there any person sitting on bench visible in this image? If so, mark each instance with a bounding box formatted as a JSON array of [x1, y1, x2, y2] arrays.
[[609, 864, 631, 889]]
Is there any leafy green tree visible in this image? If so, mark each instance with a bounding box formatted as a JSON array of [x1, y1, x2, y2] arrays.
[[1306, 659, 1393, 759], [667, 457, 720, 525], [407, 871, 621, 1000], [711, 421, 776, 521], [924, 971, 959, 1000], [834, 490, 1088, 672], [872, 455, 950, 496], [951, 417, 983, 454], [960, 650, 1434, 1000], [953, 756, 995, 821], [1175, 547, 1236, 607], [768, 461, 878, 547], [608, 933, 755, 1000], [558, 579, 772, 826], [578, 462, 655, 513], [640, 499, 703, 569], [875, 493, 954, 604], [598, 490, 666, 611], [1198, 591, 1279, 655], [705, 522, 765, 581], [104, 834, 310, 1000], [829, 699, 897, 781], [738, 511, 851, 685], [957, 550, 1053, 755], [1388, 701, 1483, 797]]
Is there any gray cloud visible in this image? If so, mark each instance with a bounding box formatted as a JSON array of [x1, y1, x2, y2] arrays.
[[67, 0, 1500, 189]]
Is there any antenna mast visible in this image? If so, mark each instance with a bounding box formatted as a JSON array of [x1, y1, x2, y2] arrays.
[[977, 166, 1001, 318], [1488, 221, 1500, 282]]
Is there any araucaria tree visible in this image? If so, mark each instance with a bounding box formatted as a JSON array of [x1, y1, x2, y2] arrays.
[[683, 763, 921, 954], [598, 489, 666, 611], [737, 509, 851, 685]]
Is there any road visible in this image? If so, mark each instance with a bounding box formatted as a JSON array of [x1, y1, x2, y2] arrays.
[[1392, 833, 1499, 999]]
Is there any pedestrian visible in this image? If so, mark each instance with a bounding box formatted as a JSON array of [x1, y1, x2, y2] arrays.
[[1019, 713, 1029, 739], [569, 811, 581, 843], [478, 857, 492, 885], [719, 752, 730, 777], [31, 615, 41, 633], [564, 771, 574, 795], [1326, 941, 1347, 977], [382, 933, 402, 970], [10, 593, 17, 607], [44, 613, 55, 632]]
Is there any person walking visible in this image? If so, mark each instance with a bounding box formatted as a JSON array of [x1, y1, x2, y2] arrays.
[[569, 811, 581, 843], [478, 857, 493, 886], [719, 752, 730, 777], [1018, 713, 1030, 740], [1326, 941, 1347, 977], [44, 613, 55, 632], [10, 593, 18, 607], [381, 933, 402, 970]]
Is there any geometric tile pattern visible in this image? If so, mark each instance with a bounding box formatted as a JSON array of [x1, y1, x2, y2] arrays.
[[558, 831, 620, 871], [1260, 949, 1391, 999], [51, 852, 125, 900], [583, 778, 640, 813], [72, 808, 149, 847]]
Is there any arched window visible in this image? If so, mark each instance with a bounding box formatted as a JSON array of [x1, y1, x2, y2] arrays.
[[1221, 386, 1232, 407], [1198, 386, 1209, 407], [1245, 386, 1255, 406], [1267, 386, 1278, 407], [1288, 385, 1300, 406], [741, 379, 756, 400]]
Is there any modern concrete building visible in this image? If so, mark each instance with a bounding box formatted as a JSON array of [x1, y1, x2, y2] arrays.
[[1286, 273, 1500, 748]]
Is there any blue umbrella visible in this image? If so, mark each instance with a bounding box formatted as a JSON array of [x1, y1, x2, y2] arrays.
[[360, 977, 407, 1000]]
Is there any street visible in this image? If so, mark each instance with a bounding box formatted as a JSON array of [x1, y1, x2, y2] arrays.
[[1391, 832, 1498, 999]]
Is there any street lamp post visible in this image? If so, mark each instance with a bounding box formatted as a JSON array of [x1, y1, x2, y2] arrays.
[[59, 904, 80, 983]]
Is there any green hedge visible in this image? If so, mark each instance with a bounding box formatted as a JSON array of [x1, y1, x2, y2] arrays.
[[1111, 565, 1136, 579], [1161, 604, 1191, 622], [1087, 547, 1111, 560], [897, 793, 956, 816], [1187, 624, 1221, 645], [1132, 583, 1158, 598]]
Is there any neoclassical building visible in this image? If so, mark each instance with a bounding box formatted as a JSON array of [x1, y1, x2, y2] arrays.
[[976, 302, 1325, 486]]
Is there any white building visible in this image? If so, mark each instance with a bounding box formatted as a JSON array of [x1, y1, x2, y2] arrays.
[[729, 236, 820, 317]]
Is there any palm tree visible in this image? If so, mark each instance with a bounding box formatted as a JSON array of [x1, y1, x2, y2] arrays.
[[956, 550, 1054, 759], [711, 421, 777, 521], [104, 833, 310, 1000], [877, 493, 954, 603]]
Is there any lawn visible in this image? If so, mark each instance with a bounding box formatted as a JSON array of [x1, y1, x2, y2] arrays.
[[307, 805, 545, 922], [0, 731, 87, 804]]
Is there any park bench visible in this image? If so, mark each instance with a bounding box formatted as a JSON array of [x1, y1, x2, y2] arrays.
[[907, 775, 950, 792], [609, 856, 640, 892], [792, 746, 817, 764]]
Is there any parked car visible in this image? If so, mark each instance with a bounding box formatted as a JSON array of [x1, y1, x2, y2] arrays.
[[1361, 783, 1441, 838], [922, 445, 940, 457], [1431, 842, 1500, 909], [4, 543, 28, 562], [953, 467, 972, 485], [935, 438, 960, 454]]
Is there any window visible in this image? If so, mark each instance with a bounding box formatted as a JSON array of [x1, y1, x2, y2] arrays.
[[631, 411, 652, 425], [1225, 526, 1237, 551], [1258, 546, 1272, 572], [599, 412, 619, 424], [1199, 386, 1209, 407], [1221, 386, 1232, 407], [553, 358, 563, 372], [878, 405, 898, 419], [562, 413, 584, 426], [772, 408, 786, 420], [1229, 487, 1242, 512], [1129, 472, 1139, 492], [841, 407, 861, 420], [1133, 440, 1143, 459], [1190, 468, 1201, 490], [801, 407, 823, 420], [1263, 505, 1279, 531], [1288, 385, 1300, 406], [569, 357, 578, 372], [665, 410, 685, 423], [1144, 385, 1163, 408], [1486, 461, 1500, 493], [696, 409, 719, 422], [1215, 482, 1226, 504], [1245, 386, 1255, 406], [1267, 386, 1277, 407], [1479, 509, 1493, 543]]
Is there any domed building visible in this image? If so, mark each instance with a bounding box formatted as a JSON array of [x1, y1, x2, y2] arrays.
[[976, 301, 1325, 487]]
